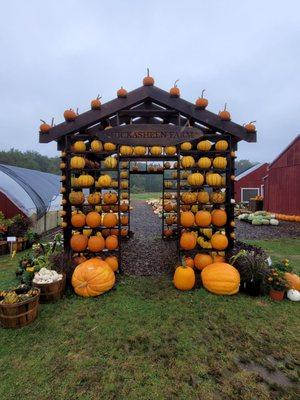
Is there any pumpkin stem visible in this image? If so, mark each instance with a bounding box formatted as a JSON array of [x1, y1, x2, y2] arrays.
[[201, 89, 206, 98], [51, 117, 54, 127], [96, 94, 102, 100], [249, 120, 256, 124], [224, 103, 227, 111], [174, 79, 179, 87], [76, 108, 79, 115], [147, 67, 150, 77], [182, 256, 187, 268], [40, 119, 46, 124]]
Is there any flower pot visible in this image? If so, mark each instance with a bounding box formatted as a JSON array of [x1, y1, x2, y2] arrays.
[[269, 289, 285, 301]]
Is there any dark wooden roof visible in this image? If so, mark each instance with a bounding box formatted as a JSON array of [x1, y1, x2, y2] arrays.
[[39, 85, 256, 144]]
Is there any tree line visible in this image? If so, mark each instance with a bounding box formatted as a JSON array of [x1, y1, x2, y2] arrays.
[[0, 148, 256, 192]]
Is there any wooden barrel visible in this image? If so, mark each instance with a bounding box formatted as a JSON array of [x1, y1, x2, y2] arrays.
[[33, 274, 66, 303], [0, 289, 40, 329]]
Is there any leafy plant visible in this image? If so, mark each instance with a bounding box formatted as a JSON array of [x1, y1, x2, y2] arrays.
[[7, 214, 31, 237], [272, 258, 293, 273], [265, 269, 289, 291], [230, 250, 270, 283]]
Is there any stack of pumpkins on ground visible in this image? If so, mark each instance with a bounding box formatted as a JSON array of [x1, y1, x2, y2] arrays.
[[173, 256, 240, 295], [275, 214, 300, 223]]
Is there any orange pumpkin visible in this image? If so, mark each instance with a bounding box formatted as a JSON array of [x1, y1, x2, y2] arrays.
[[70, 234, 88, 252], [219, 103, 231, 121], [120, 215, 128, 225], [284, 273, 300, 291], [87, 192, 101, 205], [195, 211, 211, 227], [117, 86, 127, 98], [170, 80, 180, 97], [211, 233, 228, 250], [185, 257, 195, 269], [106, 235, 118, 250], [64, 108, 77, 122], [143, 68, 155, 86], [103, 213, 118, 228], [105, 256, 119, 272], [91, 95, 102, 110], [88, 235, 105, 252], [211, 209, 227, 227], [180, 231, 197, 250], [195, 89, 208, 109], [72, 258, 115, 297], [86, 212, 101, 228], [194, 253, 213, 271], [71, 212, 86, 228], [180, 211, 195, 228], [103, 191, 118, 204]]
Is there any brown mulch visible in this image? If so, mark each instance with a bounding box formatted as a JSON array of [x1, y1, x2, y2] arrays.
[[122, 200, 177, 276], [235, 219, 300, 240]]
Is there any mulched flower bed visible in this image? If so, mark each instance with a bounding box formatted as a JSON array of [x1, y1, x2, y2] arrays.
[[235, 219, 300, 240]]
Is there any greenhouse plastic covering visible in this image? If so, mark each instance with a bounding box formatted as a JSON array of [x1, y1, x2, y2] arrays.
[[0, 164, 61, 218]]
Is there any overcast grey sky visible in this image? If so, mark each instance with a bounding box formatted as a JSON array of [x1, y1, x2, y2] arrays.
[[0, 0, 299, 161]]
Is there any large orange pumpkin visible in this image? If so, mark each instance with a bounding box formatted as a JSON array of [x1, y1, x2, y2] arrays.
[[72, 258, 115, 297], [180, 231, 197, 250], [195, 211, 211, 227], [105, 256, 118, 272], [71, 212, 86, 228], [194, 253, 213, 271], [284, 273, 300, 291], [180, 211, 195, 228], [201, 263, 240, 295], [103, 213, 118, 228], [88, 235, 105, 252], [86, 212, 101, 228], [211, 233, 228, 250], [105, 235, 118, 250], [211, 209, 227, 227], [70, 234, 88, 252]]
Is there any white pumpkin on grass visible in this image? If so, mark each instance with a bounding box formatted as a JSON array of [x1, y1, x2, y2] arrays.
[[287, 289, 300, 302]]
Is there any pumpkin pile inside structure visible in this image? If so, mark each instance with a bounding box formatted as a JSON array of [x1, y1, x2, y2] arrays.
[[37, 71, 299, 302]]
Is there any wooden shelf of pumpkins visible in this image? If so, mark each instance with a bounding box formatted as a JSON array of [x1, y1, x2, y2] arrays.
[[59, 140, 132, 269], [175, 136, 235, 264]]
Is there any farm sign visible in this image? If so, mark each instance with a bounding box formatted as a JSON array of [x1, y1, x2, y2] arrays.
[[97, 124, 204, 145]]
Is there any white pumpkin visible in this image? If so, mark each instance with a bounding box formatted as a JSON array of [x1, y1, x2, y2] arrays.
[[270, 218, 279, 226], [287, 289, 300, 302]]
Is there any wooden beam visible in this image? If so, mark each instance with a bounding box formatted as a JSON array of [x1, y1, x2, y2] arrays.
[[40, 85, 256, 144], [40, 86, 151, 143]]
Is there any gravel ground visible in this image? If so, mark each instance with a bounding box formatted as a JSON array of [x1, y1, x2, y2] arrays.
[[235, 219, 300, 240], [122, 200, 177, 276]]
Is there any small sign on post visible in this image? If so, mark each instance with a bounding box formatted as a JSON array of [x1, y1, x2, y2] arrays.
[[7, 236, 17, 256]]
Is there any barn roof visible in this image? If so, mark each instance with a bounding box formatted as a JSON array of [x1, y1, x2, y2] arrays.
[[0, 164, 60, 218], [236, 163, 268, 181], [268, 134, 300, 168], [39, 84, 256, 145]]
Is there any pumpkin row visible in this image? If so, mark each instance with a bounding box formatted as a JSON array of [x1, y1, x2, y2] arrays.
[[76, 227, 129, 238], [66, 191, 129, 206], [66, 174, 128, 189], [70, 211, 128, 228], [180, 231, 230, 251], [70, 233, 118, 252], [61, 139, 230, 155]]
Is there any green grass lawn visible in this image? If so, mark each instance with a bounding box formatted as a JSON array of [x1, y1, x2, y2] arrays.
[[131, 192, 160, 200], [0, 239, 299, 400]]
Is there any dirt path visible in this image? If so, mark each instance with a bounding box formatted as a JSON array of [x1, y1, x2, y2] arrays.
[[122, 200, 177, 275]]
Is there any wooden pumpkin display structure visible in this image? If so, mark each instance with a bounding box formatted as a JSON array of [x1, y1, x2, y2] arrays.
[[39, 78, 256, 274]]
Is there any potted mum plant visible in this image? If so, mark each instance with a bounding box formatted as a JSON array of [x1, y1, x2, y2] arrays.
[[265, 268, 289, 301]]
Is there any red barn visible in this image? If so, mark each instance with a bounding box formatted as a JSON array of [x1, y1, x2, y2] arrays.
[[264, 135, 300, 215], [235, 163, 269, 203]]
